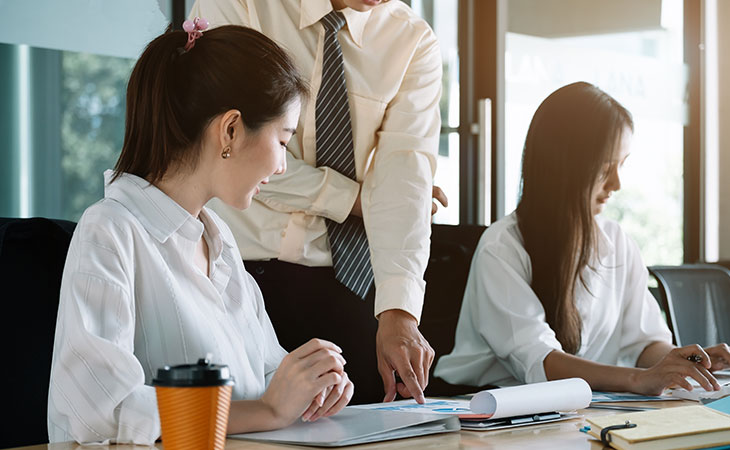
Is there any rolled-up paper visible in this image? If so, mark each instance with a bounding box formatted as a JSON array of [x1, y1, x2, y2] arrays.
[[470, 378, 591, 419]]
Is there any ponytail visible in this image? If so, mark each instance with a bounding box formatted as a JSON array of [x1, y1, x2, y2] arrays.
[[114, 25, 308, 184]]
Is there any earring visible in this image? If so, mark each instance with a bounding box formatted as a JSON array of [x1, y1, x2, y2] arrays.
[[221, 146, 231, 159]]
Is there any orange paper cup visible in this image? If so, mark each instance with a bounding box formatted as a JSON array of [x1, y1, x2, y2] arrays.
[[154, 357, 235, 450]]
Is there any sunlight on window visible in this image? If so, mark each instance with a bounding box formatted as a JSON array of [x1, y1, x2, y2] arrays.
[[505, 1, 685, 265], [411, 0, 460, 225]]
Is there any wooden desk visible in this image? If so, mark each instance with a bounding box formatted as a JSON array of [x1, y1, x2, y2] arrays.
[[11, 401, 689, 450]]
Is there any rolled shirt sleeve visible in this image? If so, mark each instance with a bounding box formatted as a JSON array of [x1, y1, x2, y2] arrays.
[[255, 154, 361, 225], [363, 24, 442, 321]]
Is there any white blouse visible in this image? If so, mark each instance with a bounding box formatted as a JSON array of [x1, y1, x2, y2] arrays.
[[434, 212, 672, 388], [48, 171, 288, 445]]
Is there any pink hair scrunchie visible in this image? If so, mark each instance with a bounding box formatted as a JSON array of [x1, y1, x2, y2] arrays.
[[182, 17, 209, 52]]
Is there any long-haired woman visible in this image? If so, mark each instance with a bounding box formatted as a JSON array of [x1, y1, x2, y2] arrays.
[[434, 82, 730, 394]]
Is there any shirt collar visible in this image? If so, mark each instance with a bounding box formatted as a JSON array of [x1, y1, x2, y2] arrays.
[[199, 207, 234, 260], [299, 0, 372, 48], [103, 170, 203, 244]]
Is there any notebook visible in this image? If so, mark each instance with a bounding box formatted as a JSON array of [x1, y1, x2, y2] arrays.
[[230, 408, 459, 447], [586, 405, 730, 450]]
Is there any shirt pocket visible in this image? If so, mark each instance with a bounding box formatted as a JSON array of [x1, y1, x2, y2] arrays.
[[349, 93, 387, 179]]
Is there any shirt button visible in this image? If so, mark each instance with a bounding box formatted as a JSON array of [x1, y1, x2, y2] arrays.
[[255, 265, 265, 275]]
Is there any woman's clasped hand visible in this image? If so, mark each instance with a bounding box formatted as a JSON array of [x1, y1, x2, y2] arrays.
[[261, 339, 354, 426]]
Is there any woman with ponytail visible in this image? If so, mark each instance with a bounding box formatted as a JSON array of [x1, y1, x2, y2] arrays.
[[435, 82, 730, 394], [48, 22, 352, 445]]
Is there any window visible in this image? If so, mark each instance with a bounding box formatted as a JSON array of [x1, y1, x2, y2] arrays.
[[504, 0, 686, 265], [0, 1, 169, 220], [409, 0, 460, 225]]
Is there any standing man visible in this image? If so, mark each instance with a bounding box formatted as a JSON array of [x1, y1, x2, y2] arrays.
[[189, 0, 443, 404]]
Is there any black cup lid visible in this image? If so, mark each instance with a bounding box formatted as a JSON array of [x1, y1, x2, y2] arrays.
[[153, 356, 235, 387]]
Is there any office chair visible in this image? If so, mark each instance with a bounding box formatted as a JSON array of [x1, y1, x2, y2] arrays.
[[421, 223, 488, 396], [649, 264, 730, 347], [0, 217, 76, 448]]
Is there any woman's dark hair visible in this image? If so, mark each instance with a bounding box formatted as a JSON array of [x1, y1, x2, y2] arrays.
[[516, 82, 633, 354], [114, 25, 308, 183]]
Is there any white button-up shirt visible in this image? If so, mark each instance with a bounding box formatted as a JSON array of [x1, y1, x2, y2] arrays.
[[189, 0, 442, 321], [434, 213, 673, 387], [48, 171, 287, 445]]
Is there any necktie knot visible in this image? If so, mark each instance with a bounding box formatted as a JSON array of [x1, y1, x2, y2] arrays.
[[321, 10, 346, 33]]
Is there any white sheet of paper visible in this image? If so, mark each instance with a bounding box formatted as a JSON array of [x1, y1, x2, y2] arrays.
[[470, 378, 591, 419], [670, 372, 730, 401]]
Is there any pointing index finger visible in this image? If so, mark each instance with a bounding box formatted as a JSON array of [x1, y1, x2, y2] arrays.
[[393, 358, 425, 404]]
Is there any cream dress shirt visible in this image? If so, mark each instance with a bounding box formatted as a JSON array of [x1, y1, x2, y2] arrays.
[[434, 213, 673, 387], [189, 0, 442, 321], [47, 171, 288, 445]]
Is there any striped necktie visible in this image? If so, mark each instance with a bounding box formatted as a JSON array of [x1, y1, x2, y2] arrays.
[[315, 11, 374, 299]]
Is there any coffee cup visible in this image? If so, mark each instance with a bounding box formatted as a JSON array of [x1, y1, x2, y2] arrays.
[[153, 356, 234, 450]]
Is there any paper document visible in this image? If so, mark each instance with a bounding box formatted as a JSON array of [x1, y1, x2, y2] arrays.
[[470, 378, 591, 418], [351, 398, 489, 419], [230, 408, 459, 447], [669, 372, 730, 401], [353, 398, 580, 431], [591, 391, 679, 403], [353, 378, 590, 432]]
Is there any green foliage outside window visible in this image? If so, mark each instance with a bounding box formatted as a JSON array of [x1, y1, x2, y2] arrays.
[[60, 52, 134, 221]]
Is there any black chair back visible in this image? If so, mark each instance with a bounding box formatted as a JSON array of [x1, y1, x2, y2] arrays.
[[0, 217, 76, 448], [421, 223, 487, 396], [649, 264, 730, 347]]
